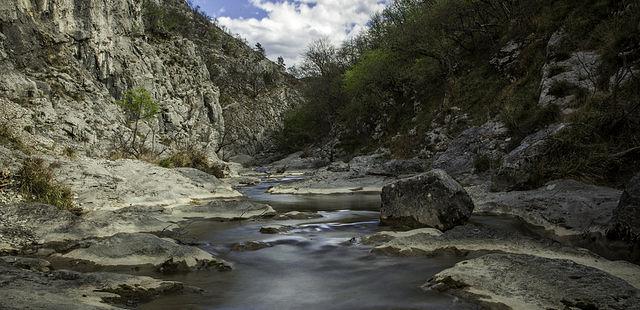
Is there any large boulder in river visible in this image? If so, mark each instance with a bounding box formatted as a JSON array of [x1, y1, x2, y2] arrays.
[[608, 173, 640, 244], [380, 170, 474, 230], [492, 123, 569, 191]]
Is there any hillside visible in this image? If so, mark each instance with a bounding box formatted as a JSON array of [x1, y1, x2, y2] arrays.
[[0, 0, 300, 165], [280, 0, 640, 188]]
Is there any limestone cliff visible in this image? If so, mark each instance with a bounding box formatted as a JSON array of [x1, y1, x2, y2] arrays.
[[0, 0, 300, 160]]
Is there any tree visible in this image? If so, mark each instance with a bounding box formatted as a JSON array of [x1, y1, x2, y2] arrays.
[[255, 42, 265, 56], [277, 56, 286, 69], [116, 88, 160, 157]]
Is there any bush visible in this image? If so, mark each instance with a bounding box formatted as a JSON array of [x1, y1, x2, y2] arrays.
[[159, 151, 227, 178], [17, 158, 81, 215], [547, 80, 577, 98]]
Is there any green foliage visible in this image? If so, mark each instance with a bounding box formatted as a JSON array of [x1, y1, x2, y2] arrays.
[[547, 81, 576, 98], [116, 88, 159, 123], [18, 158, 81, 215], [159, 151, 227, 178]]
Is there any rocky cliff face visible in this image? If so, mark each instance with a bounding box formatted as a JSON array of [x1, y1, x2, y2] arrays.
[[0, 0, 299, 160]]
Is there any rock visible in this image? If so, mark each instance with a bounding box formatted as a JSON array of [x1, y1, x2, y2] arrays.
[[363, 222, 640, 288], [161, 199, 276, 221], [492, 123, 569, 191], [470, 180, 621, 238], [608, 173, 640, 244], [231, 241, 273, 252], [259, 225, 293, 234], [0, 256, 51, 272], [428, 254, 640, 309], [0, 259, 184, 309], [60, 233, 230, 272], [368, 159, 426, 177], [55, 157, 242, 211], [433, 121, 509, 179], [267, 152, 328, 172], [327, 161, 350, 172], [380, 170, 474, 230], [540, 31, 600, 111], [228, 154, 255, 167], [274, 211, 323, 220], [267, 168, 390, 195]]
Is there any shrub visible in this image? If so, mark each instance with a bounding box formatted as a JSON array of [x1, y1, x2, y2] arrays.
[[0, 124, 29, 154], [547, 80, 577, 98], [159, 151, 227, 178], [115, 87, 160, 158], [17, 158, 81, 215]]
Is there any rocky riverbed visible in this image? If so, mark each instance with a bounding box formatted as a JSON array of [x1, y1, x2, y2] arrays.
[[1, 156, 639, 309]]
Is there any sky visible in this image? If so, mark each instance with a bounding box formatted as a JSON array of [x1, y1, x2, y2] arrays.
[[190, 0, 390, 66]]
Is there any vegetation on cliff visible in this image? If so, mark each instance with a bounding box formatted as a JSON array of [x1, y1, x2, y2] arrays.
[[279, 0, 640, 187]]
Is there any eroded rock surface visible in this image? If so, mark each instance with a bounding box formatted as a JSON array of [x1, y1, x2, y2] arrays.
[[608, 173, 640, 244], [380, 170, 474, 230], [56, 158, 241, 211], [469, 180, 621, 238], [428, 254, 640, 310], [0, 259, 184, 309], [60, 233, 229, 271]]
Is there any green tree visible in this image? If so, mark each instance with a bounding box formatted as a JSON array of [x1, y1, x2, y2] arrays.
[[116, 88, 159, 156]]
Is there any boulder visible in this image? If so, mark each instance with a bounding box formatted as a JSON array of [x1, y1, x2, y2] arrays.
[[492, 123, 568, 191], [428, 254, 640, 309], [60, 233, 230, 272], [380, 170, 474, 230], [267, 152, 328, 172], [608, 173, 640, 243], [327, 161, 350, 172], [432, 121, 509, 178], [259, 225, 293, 234]]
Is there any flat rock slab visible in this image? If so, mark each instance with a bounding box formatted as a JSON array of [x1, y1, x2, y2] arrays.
[[363, 223, 640, 288], [267, 169, 391, 195], [161, 199, 276, 221], [56, 158, 242, 211], [0, 259, 184, 309], [469, 180, 621, 237], [60, 233, 229, 271], [428, 254, 640, 310]]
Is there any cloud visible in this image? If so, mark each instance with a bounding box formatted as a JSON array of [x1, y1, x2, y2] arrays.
[[217, 0, 388, 66]]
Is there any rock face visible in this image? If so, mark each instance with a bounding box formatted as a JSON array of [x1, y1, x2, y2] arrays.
[[380, 170, 474, 230], [61, 233, 230, 271], [492, 123, 568, 191], [429, 254, 640, 310], [432, 121, 510, 178], [0, 0, 299, 159], [608, 173, 640, 243]]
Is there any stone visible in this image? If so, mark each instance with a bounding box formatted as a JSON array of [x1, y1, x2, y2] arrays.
[[428, 254, 640, 309], [470, 180, 621, 238], [363, 222, 640, 288], [274, 211, 323, 220], [432, 121, 509, 178], [0, 256, 51, 272], [327, 161, 350, 172], [60, 233, 230, 271], [55, 157, 242, 211], [380, 170, 474, 230], [231, 241, 273, 252], [259, 225, 293, 234], [228, 154, 255, 167], [267, 152, 328, 172], [492, 123, 569, 191], [0, 259, 185, 309], [608, 173, 640, 243]]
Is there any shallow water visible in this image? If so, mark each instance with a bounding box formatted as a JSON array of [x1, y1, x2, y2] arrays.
[[141, 178, 482, 310]]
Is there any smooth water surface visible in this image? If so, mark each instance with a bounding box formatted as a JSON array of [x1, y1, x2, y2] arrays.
[[141, 178, 479, 310]]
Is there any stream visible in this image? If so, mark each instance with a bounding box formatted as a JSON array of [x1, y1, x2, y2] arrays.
[[141, 177, 487, 310]]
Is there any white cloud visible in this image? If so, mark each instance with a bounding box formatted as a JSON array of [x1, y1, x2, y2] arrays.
[[217, 0, 389, 66]]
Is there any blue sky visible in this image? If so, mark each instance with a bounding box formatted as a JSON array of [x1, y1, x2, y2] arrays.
[[190, 0, 268, 18], [192, 0, 390, 65]]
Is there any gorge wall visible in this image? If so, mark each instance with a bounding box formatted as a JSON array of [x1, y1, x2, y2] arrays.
[[0, 0, 300, 162]]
